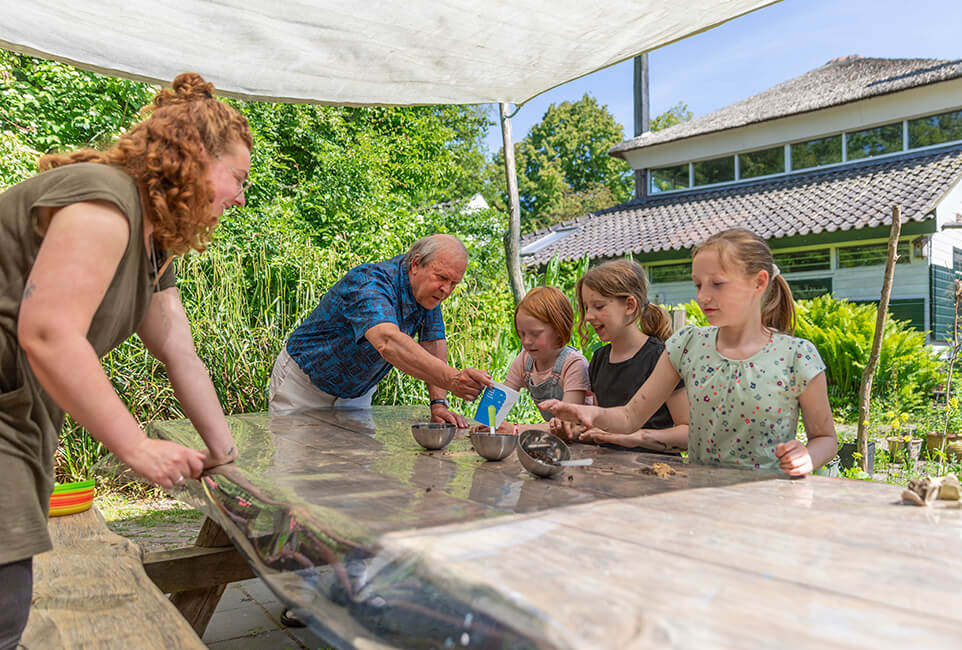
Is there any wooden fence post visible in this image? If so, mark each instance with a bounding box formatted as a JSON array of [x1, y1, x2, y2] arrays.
[[855, 205, 902, 472], [670, 307, 686, 334]]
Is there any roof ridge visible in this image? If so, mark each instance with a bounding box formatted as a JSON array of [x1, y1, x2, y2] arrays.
[[521, 144, 962, 265]]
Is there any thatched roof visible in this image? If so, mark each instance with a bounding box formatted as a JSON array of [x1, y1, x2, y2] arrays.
[[611, 56, 962, 157]]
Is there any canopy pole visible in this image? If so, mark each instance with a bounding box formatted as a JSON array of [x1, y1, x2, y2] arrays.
[[633, 53, 650, 200], [500, 102, 525, 306]]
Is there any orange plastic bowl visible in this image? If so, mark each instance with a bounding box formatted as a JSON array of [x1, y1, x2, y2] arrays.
[[49, 479, 95, 517]]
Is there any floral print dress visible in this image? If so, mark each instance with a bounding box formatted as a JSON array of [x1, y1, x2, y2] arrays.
[[666, 325, 825, 470]]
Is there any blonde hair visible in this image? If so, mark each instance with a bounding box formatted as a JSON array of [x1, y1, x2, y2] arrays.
[[576, 259, 672, 341], [692, 227, 795, 334], [515, 286, 574, 347], [39, 72, 252, 255]]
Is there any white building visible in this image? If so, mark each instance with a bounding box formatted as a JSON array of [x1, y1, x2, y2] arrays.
[[520, 56, 962, 342]]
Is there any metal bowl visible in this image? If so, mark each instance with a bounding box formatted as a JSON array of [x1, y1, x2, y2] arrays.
[[517, 430, 570, 478], [468, 432, 517, 461], [411, 422, 457, 450]]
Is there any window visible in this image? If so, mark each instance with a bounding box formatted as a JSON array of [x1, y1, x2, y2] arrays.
[[650, 164, 689, 194], [772, 249, 831, 273], [909, 109, 962, 149], [787, 277, 832, 300], [648, 262, 691, 283], [790, 135, 842, 170], [847, 122, 902, 160], [837, 242, 910, 268], [739, 146, 785, 179], [692, 155, 734, 186], [643, 109, 962, 193]]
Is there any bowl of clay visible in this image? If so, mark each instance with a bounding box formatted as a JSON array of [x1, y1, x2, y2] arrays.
[[517, 430, 570, 478], [468, 432, 517, 461], [411, 422, 457, 450]]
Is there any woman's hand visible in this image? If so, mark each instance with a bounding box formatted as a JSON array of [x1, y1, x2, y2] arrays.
[[119, 438, 207, 489]]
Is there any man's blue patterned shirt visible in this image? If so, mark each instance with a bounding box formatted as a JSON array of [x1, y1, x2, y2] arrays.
[[286, 255, 446, 398]]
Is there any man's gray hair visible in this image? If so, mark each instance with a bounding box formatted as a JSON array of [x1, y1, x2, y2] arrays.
[[403, 234, 467, 270]]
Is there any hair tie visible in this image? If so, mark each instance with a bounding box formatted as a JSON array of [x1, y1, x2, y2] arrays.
[[202, 89, 213, 99], [771, 264, 781, 279]]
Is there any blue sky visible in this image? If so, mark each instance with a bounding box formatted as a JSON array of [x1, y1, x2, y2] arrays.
[[482, 0, 962, 155]]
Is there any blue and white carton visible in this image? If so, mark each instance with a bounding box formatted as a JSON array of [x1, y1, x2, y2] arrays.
[[473, 381, 520, 429]]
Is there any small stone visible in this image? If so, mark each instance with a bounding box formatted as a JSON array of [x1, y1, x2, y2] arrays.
[[908, 477, 939, 503], [901, 489, 925, 506], [938, 482, 961, 501]]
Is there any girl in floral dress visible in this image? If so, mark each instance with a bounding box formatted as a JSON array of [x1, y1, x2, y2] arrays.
[[544, 228, 836, 476]]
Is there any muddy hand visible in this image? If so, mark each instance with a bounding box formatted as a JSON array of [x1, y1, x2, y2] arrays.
[[549, 418, 585, 442]]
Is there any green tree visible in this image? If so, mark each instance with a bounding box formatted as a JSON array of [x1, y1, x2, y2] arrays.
[[650, 101, 692, 132], [0, 50, 155, 155], [489, 94, 631, 231], [227, 100, 492, 260]]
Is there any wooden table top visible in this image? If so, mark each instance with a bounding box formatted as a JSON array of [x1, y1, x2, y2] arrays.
[[151, 406, 962, 649]]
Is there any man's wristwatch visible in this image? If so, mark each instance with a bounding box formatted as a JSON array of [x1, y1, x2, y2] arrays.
[[430, 398, 449, 408]]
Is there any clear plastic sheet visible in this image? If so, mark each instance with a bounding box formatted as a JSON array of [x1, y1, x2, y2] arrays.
[[150, 407, 962, 648]]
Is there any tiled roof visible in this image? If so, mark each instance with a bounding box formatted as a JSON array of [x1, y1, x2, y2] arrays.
[[520, 145, 962, 266], [611, 56, 962, 156]]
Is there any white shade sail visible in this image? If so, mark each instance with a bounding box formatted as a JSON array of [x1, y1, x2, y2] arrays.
[[0, 0, 776, 105]]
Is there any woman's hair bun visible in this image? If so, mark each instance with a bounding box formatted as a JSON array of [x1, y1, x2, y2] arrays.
[[152, 72, 215, 109]]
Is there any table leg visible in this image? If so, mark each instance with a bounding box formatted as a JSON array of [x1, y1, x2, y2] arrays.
[[168, 516, 237, 637]]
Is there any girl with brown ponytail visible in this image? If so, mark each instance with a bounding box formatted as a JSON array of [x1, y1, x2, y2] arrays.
[[0, 73, 249, 647], [544, 228, 836, 476], [555, 260, 689, 454]]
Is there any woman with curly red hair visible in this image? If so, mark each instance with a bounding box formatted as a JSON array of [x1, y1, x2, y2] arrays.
[[0, 72, 250, 648]]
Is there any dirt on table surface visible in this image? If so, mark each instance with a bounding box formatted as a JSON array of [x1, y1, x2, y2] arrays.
[[639, 463, 678, 479]]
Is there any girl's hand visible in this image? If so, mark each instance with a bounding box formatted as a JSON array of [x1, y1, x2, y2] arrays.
[[548, 418, 585, 442], [579, 427, 626, 445], [470, 421, 514, 434], [775, 440, 813, 477], [120, 438, 207, 489], [539, 400, 598, 429]]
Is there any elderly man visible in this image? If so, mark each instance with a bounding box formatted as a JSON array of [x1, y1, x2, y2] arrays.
[[269, 234, 490, 426]]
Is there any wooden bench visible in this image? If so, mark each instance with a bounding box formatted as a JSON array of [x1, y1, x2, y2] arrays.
[[22, 505, 207, 649]]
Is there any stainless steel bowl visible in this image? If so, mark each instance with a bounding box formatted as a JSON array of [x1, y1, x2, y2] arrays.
[[411, 422, 457, 450], [468, 432, 517, 461], [517, 430, 570, 478]]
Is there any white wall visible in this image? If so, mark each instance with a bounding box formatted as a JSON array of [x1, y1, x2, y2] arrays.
[[931, 179, 962, 267]]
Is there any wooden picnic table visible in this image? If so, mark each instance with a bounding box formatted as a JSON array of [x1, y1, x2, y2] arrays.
[[150, 406, 962, 649]]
